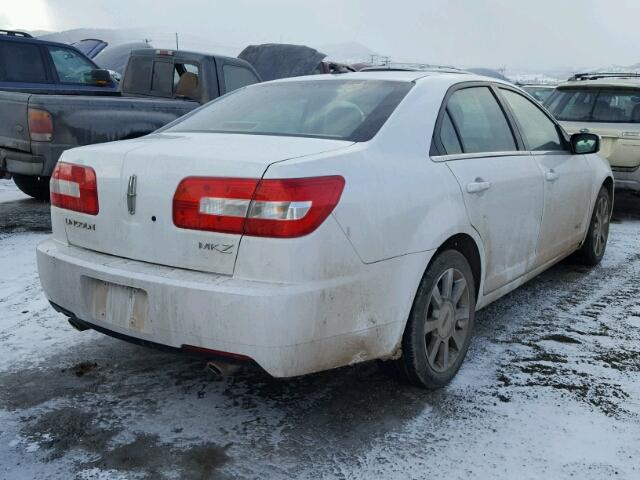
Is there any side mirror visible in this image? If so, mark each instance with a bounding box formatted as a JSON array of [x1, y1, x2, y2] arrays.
[[571, 133, 600, 154], [88, 69, 113, 86]]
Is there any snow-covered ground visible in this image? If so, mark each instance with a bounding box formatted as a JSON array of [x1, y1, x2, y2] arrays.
[[1, 178, 639, 479]]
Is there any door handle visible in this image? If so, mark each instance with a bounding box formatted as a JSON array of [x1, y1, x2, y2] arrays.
[[466, 180, 492, 194], [545, 169, 559, 182]]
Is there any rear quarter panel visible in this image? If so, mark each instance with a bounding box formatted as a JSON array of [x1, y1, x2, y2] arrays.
[[263, 76, 481, 265]]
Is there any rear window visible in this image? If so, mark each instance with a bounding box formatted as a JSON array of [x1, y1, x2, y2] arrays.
[[0, 42, 48, 83], [223, 64, 259, 93], [123, 56, 201, 100], [166, 80, 412, 142], [547, 88, 640, 123]]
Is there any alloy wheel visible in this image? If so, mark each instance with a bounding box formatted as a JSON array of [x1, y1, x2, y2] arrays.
[[424, 268, 471, 373], [592, 195, 610, 258]]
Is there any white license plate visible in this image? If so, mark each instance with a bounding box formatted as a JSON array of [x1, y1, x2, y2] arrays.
[[90, 279, 149, 333]]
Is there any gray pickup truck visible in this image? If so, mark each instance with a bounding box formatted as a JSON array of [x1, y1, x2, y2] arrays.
[[0, 48, 261, 199]]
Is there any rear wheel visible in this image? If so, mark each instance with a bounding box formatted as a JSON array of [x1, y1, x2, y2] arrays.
[[381, 250, 476, 389], [12, 174, 50, 201], [578, 186, 611, 266]]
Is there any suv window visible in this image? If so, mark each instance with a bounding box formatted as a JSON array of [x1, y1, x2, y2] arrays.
[[223, 65, 259, 93], [447, 87, 516, 154], [501, 89, 564, 151], [547, 88, 640, 123], [48, 46, 96, 84], [0, 42, 48, 83]]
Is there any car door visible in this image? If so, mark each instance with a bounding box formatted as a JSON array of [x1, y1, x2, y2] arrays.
[[434, 84, 545, 294], [499, 87, 592, 265]]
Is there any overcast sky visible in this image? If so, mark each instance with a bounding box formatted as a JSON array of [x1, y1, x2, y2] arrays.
[[4, 0, 640, 70]]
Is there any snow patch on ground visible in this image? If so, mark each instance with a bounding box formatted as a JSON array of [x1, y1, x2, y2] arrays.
[[0, 179, 27, 203], [0, 182, 639, 479]]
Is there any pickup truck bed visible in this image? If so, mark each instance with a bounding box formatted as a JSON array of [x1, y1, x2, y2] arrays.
[[0, 91, 196, 177]]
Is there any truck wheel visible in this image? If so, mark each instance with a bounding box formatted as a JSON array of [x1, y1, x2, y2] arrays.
[[380, 250, 476, 389], [12, 175, 50, 201], [578, 186, 611, 266]]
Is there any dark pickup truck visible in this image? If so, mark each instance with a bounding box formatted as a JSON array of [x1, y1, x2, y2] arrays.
[[0, 46, 261, 199]]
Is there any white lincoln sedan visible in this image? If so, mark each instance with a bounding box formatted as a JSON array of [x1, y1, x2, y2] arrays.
[[37, 71, 612, 388]]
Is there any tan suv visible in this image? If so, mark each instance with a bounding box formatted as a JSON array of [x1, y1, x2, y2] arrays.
[[545, 73, 640, 191]]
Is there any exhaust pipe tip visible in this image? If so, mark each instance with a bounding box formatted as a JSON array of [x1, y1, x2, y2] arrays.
[[206, 361, 240, 378]]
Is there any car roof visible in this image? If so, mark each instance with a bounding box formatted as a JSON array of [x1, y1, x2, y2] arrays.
[[0, 32, 85, 51], [268, 70, 491, 84], [559, 74, 640, 90]]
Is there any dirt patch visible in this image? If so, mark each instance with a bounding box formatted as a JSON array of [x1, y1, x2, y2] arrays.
[[71, 361, 98, 377], [21, 407, 119, 460], [541, 334, 582, 344], [84, 433, 230, 480], [595, 350, 640, 372], [0, 366, 103, 411]]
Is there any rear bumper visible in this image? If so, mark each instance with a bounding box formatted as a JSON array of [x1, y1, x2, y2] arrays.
[[612, 167, 640, 192], [37, 238, 427, 377], [1, 148, 44, 176], [1, 143, 69, 177]]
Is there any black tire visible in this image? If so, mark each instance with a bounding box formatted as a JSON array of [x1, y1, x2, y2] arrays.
[[578, 186, 611, 266], [380, 250, 476, 389], [12, 174, 50, 201]]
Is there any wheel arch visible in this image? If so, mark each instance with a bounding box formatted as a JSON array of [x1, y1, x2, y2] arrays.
[[602, 175, 614, 207], [580, 174, 615, 247], [434, 233, 483, 300]]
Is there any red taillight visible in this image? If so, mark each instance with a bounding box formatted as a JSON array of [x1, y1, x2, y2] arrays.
[[28, 108, 53, 142], [173, 176, 345, 238], [50, 162, 99, 215]]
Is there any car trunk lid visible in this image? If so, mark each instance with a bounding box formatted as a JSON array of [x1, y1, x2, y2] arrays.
[[60, 132, 352, 275]]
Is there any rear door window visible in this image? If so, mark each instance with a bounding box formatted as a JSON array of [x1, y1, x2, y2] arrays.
[[440, 111, 463, 154], [150, 60, 174, 96], [447, 87, 517, 154], [0, 42, 48, 83], [47, 46, 97, 84], [223, 65, 259, 93], [500, 89, 564, 151]]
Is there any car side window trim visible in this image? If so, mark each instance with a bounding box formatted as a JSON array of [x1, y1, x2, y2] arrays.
[[495, 86, 571, 154], [430, 81, 526, 159], [431, 151, 531, 162]]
